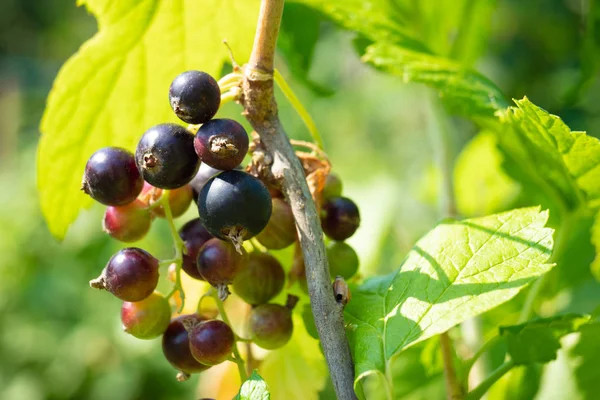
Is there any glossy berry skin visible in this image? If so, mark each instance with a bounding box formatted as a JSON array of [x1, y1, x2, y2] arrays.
[[194, 119, 249, 170], [321, 196, 360, 241], [322, 172, 343, 201], [178, 218, 213, 280], [189, 320, 234, 366], [162, 314, 210, 374], [198, 170, 272, 245], [248, 303, 293, 350], [169, 71, 220, 124], [196, 238, 247, 287], [82, 147, 143, 206], [327, 241, 359, 279], [233, 252, 284, 305], [190, 163, 222, 202], [135, 123, 200, 189], [121, 291, 171, 339], [91, 248, 159, 302], [256, 198, 296, 250], [103, 199, 153, 242]]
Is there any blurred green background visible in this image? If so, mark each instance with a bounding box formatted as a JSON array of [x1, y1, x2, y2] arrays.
[[1, 0, 600, 399]]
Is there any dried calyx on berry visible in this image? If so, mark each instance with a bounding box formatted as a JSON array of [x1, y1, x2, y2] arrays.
[[194, 119, 249, 170], [187, 319, 235, 366], [82, 147, 143, 206], [197, 170, 272, 253]]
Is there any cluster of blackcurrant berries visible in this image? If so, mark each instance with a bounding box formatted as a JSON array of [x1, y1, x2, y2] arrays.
[[80, 69, 361, 381]]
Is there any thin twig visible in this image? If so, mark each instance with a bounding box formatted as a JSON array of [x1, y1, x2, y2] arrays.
[[241, 0, 357, 398]]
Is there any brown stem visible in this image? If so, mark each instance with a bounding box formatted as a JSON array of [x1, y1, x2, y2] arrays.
[[241, 0, 357, 398], [441, 332, 465, 400]]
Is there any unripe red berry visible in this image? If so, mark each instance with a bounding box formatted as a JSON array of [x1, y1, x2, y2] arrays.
[[103, 199, 153, 242], [232, 252, 285, 305], [121, 291, 171, 339], [248, 300, 296, 350]]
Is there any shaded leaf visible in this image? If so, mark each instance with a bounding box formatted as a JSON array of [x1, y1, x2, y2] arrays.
[[344, 207, 554, 385], [38, 0, 259, 238], [499, 314, 591, 365]]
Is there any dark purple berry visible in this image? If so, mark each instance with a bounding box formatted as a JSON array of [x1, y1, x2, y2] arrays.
[[121, 291, 171, 339], [135, 123, 200, 189], [90, 248, 159, 302], [198, 170, 272, 251], [162, 314, 210, 377], [197, 238, 247, 300], [255, 198, 296, 250], [322, 172, 343, 201], [194, 119, 249, 170], [248, 302, 294, 350], [327, 241, 359, 279], [232, 252, 285, 305], [321, 196, 360, 241], [189, 320, 234, 366], [103, 199, 153, 242], [81, 147, 143, 206], [169, 71, 220, 124], [178, 218, 213, 280]]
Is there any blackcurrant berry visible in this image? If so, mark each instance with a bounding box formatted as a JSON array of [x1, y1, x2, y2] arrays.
[[255, 198, 296, 250], [190, 163, 223, 202], [152, 186, 193, 218], [322, 172, 343, 201], [194, 119, 249, 171], [103, 199, 153, 242], [178, 218, 213, 280], [162, 314, 210, 377], [81, 147, 143, 206], [232, 252, 285, 305], [327, 241, 359, 279], [121, 291, 171, 340], [90, 248, 159, 302], [197, 170, 272, 251], [197, 238, 247, 300], [321, 196, 360, 241], [189, 320, 234, 366], [169, 71, 220, 124], [135, 123, 200, 189], [248, 302, 294, 350]]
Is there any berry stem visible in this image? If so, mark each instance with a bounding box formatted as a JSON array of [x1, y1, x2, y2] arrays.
[[220, 89, 241, 107], [242, 0, 357, 398], [210, 290, 248, 381], [162, 190, 186, 312]]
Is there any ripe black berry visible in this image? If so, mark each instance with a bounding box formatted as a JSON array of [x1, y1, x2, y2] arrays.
[[178, 218, 213, 280], [248, 302, 295, 350], [322, 172, 343, 201], [321, 196, 360, 241], [194, 119, 249, 170], [169, 70, 221, 124], [256, 198, 296, 250], [121, 291, 171, 340], [232, 252, 285, 305], [327, 241, 359, 279], [197, 238, 247, 300], [81, 147, 143, 206], [135, 123, 200, 189], [90, 248, 159, 302], [198, 170, 272, 251], [162, 314, 210, 378], [189, 320, 234, 366], [103, 199, 153, 242]]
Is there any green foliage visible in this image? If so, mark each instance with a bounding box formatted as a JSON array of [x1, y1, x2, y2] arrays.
[[38, 0, 259, 239], [499, 314, 591, 365], [590, 212, 600, 280], [344, 207, 553, 385], [235, 371, 270, 400]]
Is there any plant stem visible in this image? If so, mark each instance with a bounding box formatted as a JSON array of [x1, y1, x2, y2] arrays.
[[463, 335, 502, 381], [465, 360, 516, 400], [162, 191, 185, 311], [441, 332, 465, 400], [211, 291, 248, 382], [241, 0, 357, 398]]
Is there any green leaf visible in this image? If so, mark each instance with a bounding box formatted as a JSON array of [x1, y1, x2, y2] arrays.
[[454, 131, 521, 217], [499, 314, 591, 365], [496, 97, 600, 211], [590, 212, 600, 281], [235, 371, 270, 400], [38, 0, 259, 238], [567, 323, 600, 399], [344, 207, 554, 385]]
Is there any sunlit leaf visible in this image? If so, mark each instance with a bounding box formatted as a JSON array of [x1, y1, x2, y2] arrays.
[[38, 0, 259, 238], [344, 207, 554, 385], [235, 371, 270, 400]]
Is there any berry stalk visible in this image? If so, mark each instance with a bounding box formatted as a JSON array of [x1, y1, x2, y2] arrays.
[[162, 190, 186, 312]]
